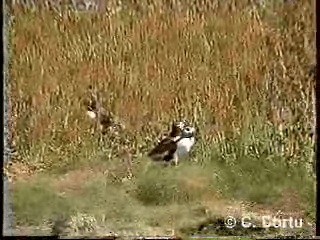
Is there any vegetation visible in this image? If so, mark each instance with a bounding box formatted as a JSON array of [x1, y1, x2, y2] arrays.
[[6, 0, 315, 238]]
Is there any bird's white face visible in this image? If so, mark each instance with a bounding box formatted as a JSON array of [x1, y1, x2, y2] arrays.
[[176, 121, 186, 130], [181, 126, 196, 138], [86, 110, 97, 119]]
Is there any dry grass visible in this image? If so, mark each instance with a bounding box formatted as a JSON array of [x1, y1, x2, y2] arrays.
[[6, 0, 315, 238]]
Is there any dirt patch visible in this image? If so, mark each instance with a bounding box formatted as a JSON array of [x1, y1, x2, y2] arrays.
[[273, 189, 305, 218], [51, 166, 108, 196], [251, 189, 305, 219], [13, 225, 52, 236], [4, 161, 37, 183]]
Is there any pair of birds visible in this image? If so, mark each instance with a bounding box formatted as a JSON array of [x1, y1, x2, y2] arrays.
[[84, 87, 196, 165]]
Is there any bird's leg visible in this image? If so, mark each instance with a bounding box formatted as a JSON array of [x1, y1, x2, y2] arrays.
[[172, 154, 179, 166]]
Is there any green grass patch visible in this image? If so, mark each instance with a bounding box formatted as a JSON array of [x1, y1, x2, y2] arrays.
[[13, 178, 76, 226]]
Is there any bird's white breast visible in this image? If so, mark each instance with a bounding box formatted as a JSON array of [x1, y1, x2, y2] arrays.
[[176, 137, 195, 158]]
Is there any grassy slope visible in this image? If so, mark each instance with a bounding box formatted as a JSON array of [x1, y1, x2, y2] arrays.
[[7, 0, 315, 238]]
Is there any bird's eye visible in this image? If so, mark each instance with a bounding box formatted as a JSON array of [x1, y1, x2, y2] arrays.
[[185, 127, 191, 131]]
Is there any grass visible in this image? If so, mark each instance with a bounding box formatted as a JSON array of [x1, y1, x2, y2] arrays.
[[6, 0, 315, 238]]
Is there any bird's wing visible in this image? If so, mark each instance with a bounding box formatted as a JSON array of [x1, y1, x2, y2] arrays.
[[148, 138, 178, 161]]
